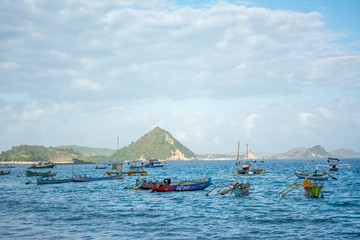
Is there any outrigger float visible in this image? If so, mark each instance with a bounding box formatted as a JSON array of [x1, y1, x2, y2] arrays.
[[206, 142, 251, 197], [316, 157, 351, 172], [234, 144, 265, 175], [279, 177, 324, 198]]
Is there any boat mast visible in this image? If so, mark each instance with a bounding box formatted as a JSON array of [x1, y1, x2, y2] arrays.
[[246, 144, 249, 162], [236, 141, 240, 183]]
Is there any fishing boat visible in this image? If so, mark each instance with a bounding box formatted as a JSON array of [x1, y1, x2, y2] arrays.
[[0, 164, 15, 168], [294, 169, 329, 180], [316, 157, 351, 172], [28, 161, 56, 169], [36, 177, 74, 184], [151, 176, 212, 192], [234, 144, 265, 175], [279, 177, 324, 198], [26, 170, 57, 177], [135, 178, 153, 190], [95, 166, 107, 169], [123, 161, 147, 176], [206, 142, 250, 197], [123, 177, 153, 190], [0, 170, 10, 175], [105, 163, 123, 175], [144, 158, 165, 168], [73, 172, 125, 182]]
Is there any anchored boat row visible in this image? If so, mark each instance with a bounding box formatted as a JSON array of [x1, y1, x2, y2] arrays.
[[2, 142, 352, 200]]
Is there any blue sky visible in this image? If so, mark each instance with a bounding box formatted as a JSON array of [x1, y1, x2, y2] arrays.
[[0, 0, 359, 155]]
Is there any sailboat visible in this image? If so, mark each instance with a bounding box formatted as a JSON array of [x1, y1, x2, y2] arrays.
[[234, 144, 265, 175], [206, 142, 250, 197]]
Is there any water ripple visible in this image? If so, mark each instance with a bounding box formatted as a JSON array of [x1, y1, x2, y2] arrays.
[[1, 159, 360, 239]]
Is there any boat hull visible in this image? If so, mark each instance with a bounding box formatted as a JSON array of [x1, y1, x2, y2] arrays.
[[152, 178, 212, 192], [74, 173, 125, 182], [235, 169, 265, 174], [28, 164, 56, 169], [233, 185, 250, 196], [36, 178, 74, 184], [26, 170, 57, 177], [144, 158, 165, 168], [0, 171, 10, 175], [295, 170, 329, 180]]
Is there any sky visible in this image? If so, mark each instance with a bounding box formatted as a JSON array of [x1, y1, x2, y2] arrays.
[[1, 0, 360, 154]]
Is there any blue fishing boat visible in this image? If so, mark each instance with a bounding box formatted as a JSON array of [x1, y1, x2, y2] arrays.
[[73, 172, 125, 182], [36, 177, 74, 184]]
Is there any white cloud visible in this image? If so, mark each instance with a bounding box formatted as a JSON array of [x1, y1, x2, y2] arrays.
[[12, 103, 45, 120], [0, 62, 17, 69], [81, 58, 93, 70], [72, 78, 102, 91], [315, 107, 332, 119], [243, 113, 258, 139], [298, 112, 313, 126], [0, 1, 359, 153]]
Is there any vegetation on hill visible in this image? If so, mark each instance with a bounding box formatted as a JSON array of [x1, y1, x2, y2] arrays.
[[64, 145, 116, 157], [104, 127, 196, 162], [0, 145, 82, 162]]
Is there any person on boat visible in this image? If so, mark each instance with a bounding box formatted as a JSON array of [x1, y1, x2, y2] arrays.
[[302, 177, 317, 198]]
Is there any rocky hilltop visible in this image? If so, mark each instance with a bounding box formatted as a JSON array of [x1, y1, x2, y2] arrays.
[[110, 127, 197, 161], [332, 149, 360, 158], [271, 145, 329, 159]]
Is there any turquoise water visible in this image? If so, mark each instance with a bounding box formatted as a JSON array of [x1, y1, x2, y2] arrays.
[[1, 159, 359, 239]]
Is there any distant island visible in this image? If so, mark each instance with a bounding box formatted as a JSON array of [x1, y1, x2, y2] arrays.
[[0, 127, 359, 164]]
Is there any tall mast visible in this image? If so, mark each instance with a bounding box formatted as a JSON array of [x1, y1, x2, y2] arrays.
[[117, 136, 119, 151], [246, 144, 249, 162], [236, 141, 240, 183]]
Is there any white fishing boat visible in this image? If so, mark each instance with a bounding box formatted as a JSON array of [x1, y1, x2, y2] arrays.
[[316, 157, 351, 172], [234, 144, 265, 175]]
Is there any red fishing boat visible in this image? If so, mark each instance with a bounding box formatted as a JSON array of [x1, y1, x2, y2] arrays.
[[151, 176, 212, 192]]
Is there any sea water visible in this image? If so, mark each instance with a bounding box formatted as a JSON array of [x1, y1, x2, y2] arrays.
[[0, 159, 359, 239]]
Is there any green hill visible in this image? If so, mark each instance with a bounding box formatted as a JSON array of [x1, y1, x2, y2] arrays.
[[107, 127, 196, 162], [64, 145, 116, 157], [0, 145, 82, 163]]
